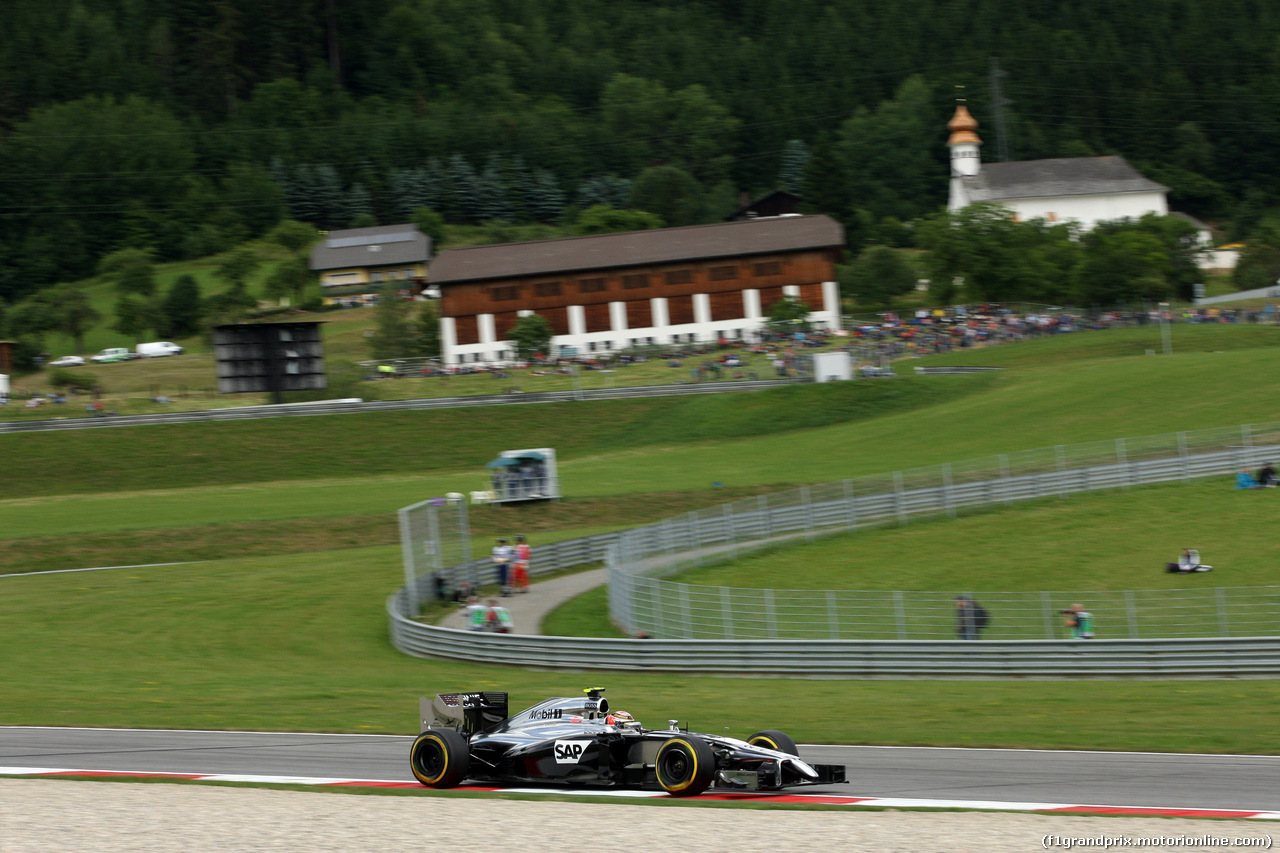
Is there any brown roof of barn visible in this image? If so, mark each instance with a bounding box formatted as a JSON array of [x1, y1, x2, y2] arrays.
[[428, 215, 844, 285]]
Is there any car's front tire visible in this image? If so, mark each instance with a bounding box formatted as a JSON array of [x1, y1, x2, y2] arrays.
[[655, 735, 715, 797], [410, 729, 470, 788], [746, 729, 799, 756]]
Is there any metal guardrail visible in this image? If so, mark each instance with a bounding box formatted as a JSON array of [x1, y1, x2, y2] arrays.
[[0, 379, 804, 432], [388, 420, 1280, 676], [913, 366, 1004, 374], [408, 532, 620, 599], [387, 595, 1280, 676]]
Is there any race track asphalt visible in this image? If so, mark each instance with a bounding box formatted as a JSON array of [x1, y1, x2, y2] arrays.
[[3, 727, 1279, 812]]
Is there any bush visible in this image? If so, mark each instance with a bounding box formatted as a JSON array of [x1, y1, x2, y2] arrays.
[[48, 368, 98, 391]]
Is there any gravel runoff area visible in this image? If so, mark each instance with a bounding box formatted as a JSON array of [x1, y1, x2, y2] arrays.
[[4, 780, 1274, 853]]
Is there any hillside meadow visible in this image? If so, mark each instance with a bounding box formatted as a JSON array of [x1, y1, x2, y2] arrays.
[[3, 325, 1280, 751]]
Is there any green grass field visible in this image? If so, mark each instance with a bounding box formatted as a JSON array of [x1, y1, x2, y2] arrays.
[[4, 324, 1280, 752], [4, 549, 1279, 753]]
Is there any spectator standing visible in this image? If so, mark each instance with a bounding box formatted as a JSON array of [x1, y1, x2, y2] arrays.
[[491, 537, 515, 595], [954, 595, 988, 640], [1063, 603, 1095, 639], [512, 534, 532, 593]]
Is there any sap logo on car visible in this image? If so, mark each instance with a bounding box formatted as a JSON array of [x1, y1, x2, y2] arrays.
[[553, 740, 589, 764]]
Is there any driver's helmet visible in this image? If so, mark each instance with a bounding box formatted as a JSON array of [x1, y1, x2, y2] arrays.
[[606, 711, 637, 729]]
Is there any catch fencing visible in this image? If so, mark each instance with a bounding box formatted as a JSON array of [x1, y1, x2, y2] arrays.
[[0, 378, 801, 433], [606, 421, 1280, 640], [385, 600, 1280, 677], [387, 420, 1280, 675]]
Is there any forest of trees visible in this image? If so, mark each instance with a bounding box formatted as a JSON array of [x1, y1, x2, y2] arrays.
[[5, 0, 1280, 307]]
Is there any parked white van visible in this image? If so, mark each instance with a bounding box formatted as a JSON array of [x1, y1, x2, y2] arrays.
[[136, 341, 185, 358]]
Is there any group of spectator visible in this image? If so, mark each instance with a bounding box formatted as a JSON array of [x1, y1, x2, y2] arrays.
[[465, 596, 514, 633], [955, 596, 1094, 640], [491, 535, 531, 596], [1235, 464, 1277, 489], [491, 464, 548, 500]]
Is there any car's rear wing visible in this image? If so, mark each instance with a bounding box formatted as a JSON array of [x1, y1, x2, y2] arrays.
[[421, 692, 509, 735]]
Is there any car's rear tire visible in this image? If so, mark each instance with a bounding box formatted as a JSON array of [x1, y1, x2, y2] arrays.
[[655, 735, 715, 797], [410, 729, 470, 788], [746, 729, 799, 756]]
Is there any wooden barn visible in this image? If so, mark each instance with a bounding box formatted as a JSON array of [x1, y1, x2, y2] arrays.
[[428, 214, 845, 364]]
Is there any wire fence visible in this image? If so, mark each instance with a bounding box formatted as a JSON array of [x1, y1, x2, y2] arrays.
[[606, 421, 1280, 640], [617, 585, 1280, 641], [399, 497, 472, 616]]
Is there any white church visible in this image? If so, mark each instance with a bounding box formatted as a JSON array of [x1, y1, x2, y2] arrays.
[[946, 103, 1171, 232]]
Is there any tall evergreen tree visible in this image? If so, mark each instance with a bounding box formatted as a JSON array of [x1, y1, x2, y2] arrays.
[[448, 155, 482, 222], [528, 170, 566, 223], [161, 274, 203, 338], [778, 139, 811, 193], [369, 286, 420, 360]]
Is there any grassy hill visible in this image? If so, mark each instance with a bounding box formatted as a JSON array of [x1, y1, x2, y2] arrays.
[[4, 324, 1280, 751]]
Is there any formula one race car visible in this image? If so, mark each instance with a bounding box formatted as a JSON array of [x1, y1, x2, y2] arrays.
[[409, 688, 846, 797]]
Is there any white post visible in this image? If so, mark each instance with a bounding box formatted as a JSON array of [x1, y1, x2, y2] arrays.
[[1178, 431, 1190, 482], [802, 485, 814, 541], [844, 478, 858, 529], [721, 587, 734, 639], [894, 471, 907, 525], [680, 583, 693, 638], [723, 503, 736, 558], [1055, 445, 1067, 496], [942, 463, 955, 517], [399, 506, 419, 616]]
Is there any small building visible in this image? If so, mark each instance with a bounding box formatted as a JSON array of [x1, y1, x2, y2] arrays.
[[309, 224, 432, 306], [946, 104, 1170, 231], [725, 190, 803, 221], [428, 215, 845, 365]]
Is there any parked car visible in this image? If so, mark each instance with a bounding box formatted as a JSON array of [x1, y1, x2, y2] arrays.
[[136, 341, 185, 358], [47, 355, 86, 367], [90, 348, 135, 363]]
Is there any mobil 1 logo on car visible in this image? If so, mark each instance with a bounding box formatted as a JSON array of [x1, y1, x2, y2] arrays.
[[553, 740, 590, 764]]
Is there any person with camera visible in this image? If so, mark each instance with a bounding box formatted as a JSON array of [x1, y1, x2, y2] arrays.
[[1062, 603, 1094, 639]]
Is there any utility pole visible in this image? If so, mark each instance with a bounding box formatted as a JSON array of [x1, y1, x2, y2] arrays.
[[988, 57, 1012, 162]]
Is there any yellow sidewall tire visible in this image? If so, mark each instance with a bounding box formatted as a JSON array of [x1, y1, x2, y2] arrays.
[[655, 735, 715, 797], [410, 729, 470, 788]]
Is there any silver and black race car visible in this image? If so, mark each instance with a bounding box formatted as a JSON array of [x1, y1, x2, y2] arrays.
[[409, 688, 846, 797]]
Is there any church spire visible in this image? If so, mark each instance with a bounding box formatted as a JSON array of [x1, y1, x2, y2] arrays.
[[947, 102, 982, 177]]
